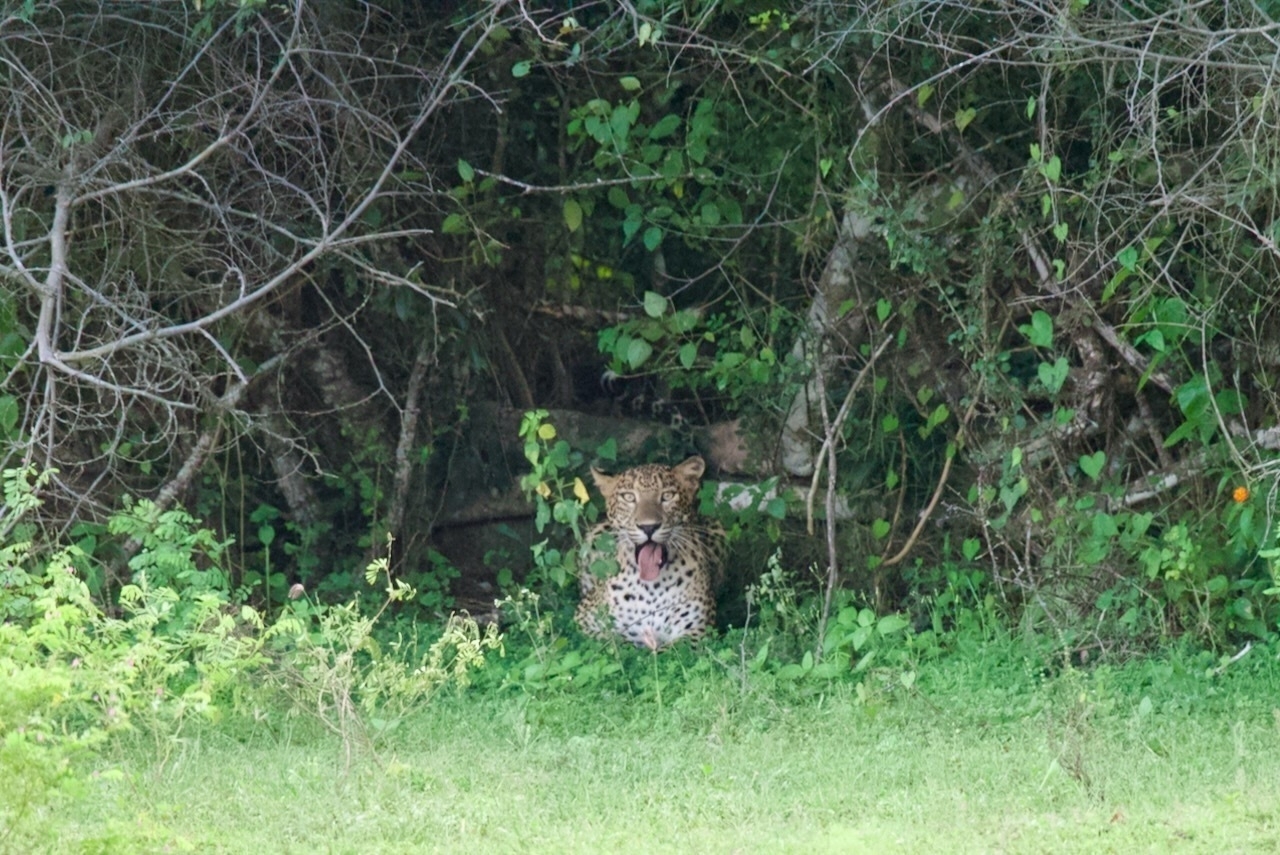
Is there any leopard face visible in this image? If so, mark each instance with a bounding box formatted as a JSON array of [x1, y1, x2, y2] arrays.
[[575, 455, 726, 649]]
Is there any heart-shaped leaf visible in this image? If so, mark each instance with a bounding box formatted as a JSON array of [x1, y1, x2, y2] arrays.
[[1022, 310, 1054, 347], [1037, 357, 1069, 394], [1079, 450, 1106, 480], [626, 338, 652, 369]]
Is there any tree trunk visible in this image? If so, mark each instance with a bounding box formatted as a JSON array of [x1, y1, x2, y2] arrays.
[[779, 210, 873, 477]]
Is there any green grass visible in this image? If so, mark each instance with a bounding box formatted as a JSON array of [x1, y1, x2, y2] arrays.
[[39, 642, 1280, 853]]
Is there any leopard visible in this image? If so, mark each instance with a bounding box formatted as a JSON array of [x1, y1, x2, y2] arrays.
[[574, 455, 726, 649]]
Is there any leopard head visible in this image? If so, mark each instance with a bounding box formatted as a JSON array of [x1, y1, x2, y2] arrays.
[[590, 455, 706, 582]]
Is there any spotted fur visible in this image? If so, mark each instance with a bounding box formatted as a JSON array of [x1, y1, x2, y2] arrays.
[[575, 456, 726, 648]]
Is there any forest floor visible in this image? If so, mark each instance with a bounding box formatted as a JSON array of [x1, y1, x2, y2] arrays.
[[47, 640, 1280, 854]]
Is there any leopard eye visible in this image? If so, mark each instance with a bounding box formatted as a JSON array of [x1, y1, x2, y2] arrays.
[[618, 491, 637, 503], [661, 490, 677, 503]]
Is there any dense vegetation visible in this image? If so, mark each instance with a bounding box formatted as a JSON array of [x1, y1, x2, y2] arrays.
[[3, 0, 1280, 848]]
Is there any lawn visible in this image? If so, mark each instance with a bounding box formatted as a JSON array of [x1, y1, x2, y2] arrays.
[[44, 642, 1280, 854]]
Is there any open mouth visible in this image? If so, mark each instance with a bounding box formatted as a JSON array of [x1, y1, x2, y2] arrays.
[[635, 542, 667, 582]]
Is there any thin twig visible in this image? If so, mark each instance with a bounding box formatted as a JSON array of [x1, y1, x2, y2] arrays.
[[805, 334, 895, 535]]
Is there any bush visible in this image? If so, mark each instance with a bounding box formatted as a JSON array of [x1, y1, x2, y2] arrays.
[[0, 468, 503, 845]]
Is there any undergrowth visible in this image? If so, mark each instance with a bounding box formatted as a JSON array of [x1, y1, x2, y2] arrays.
[[0, 467, 500, 850], [5, 459, 1280, 852]]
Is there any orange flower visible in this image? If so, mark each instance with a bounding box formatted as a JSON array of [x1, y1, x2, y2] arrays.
[[1232, 485, 1250, 503]]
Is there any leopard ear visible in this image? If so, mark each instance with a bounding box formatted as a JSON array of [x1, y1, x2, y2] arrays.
[[590, 466, 619, 498], [672, 455, 706, 489]]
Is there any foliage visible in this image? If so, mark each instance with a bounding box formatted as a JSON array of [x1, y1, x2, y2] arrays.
[[4, 0, 1280, 651], [0, 470, 502, 846], [268, 539, 502, 760], [0, 468, 266, 844], [37, 633, 1280, 852], [492, 587, 624, 692], [517, 409, 625, 592]]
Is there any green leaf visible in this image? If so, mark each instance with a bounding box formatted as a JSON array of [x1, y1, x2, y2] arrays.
[[872, 519, 891, 539], [1116, 245, 1139, 271], [660, 151, 685, 179], [819, 157, 834, 178], [610, 104, 635, 146], [1043, 154, 1062, 182], [1022, 310, 1054, 347], [765, 497, 787, 519], [719, 198, 743, 224], [678, 342, 697, 369], [671, 309, 699, 333], [0, 395, 17, 436], [961, 538, 981, 561], [688, 137, 708, 165], [955, 107, 976, 132], [607, 186, 630, 209], [626, 339, 652, 369], [1102, 268, 1130, 303], [1215, 388, 1246, 416], [876, 298, 891, 321], [457, 159, 475, 182], [1052, 222, 1069, 242], [1037, 357, 1069, 394], [643, 290, 667, 318], [563, 198, 583, 232], [1079, 450, 1106, 480], [999, 477, 1028, 514], [441, 213, 467, 234], [1138, 329, 1166, 352], [1026, 95, 1037, 119], [700, 202, 721, 226], [590, 437, 617, 463], [622, 205, 643, 243], [649, 114, 681, 140], [619, 76, 641, 91], [876, 614, 909, 635], [917, 84, 934, 107], [1091, 512, 1119, 537], [511, 60, 531, 78], [642, 225, 663, 251], [923, 403, 950, 434]]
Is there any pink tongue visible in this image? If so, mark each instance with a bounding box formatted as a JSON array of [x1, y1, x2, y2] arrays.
[[638, 543, 663, 582]]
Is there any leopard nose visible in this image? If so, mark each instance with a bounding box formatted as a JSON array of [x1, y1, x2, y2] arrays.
[[638, 524, 659, 540]]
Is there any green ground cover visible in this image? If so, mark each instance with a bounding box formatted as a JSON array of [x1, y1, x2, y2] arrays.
[[37, 642, 1280, 854]]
